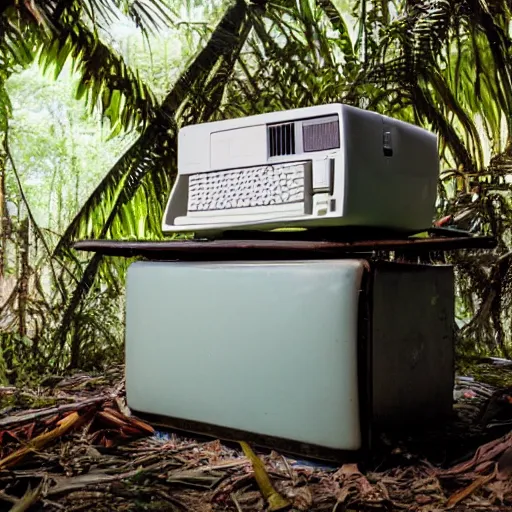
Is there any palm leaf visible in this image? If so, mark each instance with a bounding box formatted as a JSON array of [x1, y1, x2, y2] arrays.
[[1, 0, 172, 133], [38, 21, 158, 135], [52, 0, 252, 366], [37, 2, 161, 134]]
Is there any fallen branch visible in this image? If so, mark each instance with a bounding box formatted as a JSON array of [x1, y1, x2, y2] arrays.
[[0, 396, 107, 428], [446, 466, 496, 508], [47, 468, 141, 496]]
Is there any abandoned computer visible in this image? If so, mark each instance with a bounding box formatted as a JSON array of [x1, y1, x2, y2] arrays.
[[75, 104, 493, 460], [162, 103, 439, 236]]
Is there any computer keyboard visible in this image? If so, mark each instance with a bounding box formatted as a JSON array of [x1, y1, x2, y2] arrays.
[[187, 162, 306, 213]]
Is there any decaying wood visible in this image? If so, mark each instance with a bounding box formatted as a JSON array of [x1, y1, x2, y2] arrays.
[[446, 468, 497, 509], [0, 396, 107, 428]]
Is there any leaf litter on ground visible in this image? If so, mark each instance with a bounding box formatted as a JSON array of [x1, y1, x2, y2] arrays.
[[0, 366, 511, 511]]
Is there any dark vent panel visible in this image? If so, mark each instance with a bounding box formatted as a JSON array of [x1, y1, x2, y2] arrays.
[[303, 117, 340, 152], [268, 123, 296, 157]]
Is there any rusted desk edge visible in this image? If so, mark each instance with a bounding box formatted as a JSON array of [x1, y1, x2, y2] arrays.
[[72, 236, 497, 258]]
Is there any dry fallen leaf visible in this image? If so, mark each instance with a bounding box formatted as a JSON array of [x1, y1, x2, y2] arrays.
[[0, 412, 82, 470], [127, 416, 155, 435], [337, 463, 361, 478], [291, 485, 313, 511], [497, 446, 512, 481], [415, 494, 432, 504], [441, 434, 512, 477], [9, 477, 46, 512], [239, 441, 290, 511], [486, 479, 512, 504]]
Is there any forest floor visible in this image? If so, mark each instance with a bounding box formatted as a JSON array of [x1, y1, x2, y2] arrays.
[[0, 364, 511, 511]]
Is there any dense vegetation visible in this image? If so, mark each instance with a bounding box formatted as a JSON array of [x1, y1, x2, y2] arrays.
[[1, 0, 511, 383]]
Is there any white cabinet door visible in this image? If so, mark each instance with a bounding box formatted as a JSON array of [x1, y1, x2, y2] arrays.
[[125, 259, 364, 450]]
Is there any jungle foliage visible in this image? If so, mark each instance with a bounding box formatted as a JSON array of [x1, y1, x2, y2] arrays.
[[1, 0, 512, 382]]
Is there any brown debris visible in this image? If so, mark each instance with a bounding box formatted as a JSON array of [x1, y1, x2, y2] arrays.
[[0, 369, 511, 511], [439, 433, 512, 478], [0, 412, 82, 470], [497, 446, 512, 481], [445, 469, 497, 508]]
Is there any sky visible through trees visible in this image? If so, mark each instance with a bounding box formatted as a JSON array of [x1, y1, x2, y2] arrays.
[[5, 3, 217, 230]]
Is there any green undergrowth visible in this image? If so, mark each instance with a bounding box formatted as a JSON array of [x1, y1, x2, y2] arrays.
[[456, 357, 512, 388]]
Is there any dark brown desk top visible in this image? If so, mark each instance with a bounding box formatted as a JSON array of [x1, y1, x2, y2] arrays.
[[73, 233, 496, 260]]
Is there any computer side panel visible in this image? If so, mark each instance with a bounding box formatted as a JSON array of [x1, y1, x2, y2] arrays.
[[341, 106, 438, 232]]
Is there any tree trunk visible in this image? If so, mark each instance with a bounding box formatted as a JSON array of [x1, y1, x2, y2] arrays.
[[18, 218, 29, 338], [0, 134, 7, 280]]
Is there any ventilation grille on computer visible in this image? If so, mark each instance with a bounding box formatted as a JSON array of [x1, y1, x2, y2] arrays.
[[303, 117, 340, 152], [268, 123, 296, 157], [268, 116, 341, 157]]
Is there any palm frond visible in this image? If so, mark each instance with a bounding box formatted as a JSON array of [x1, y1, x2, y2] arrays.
[[125, 0, 176, 38], [39, 1, 164, 134], [346, 0, 512, 173], [0, 14, 36, 75], [55, 0, 250, 254], [0, 0, 173, 134], [37, 19, 159, 135], [52, 0, 252, 362], [35, 0, 173, 36]]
